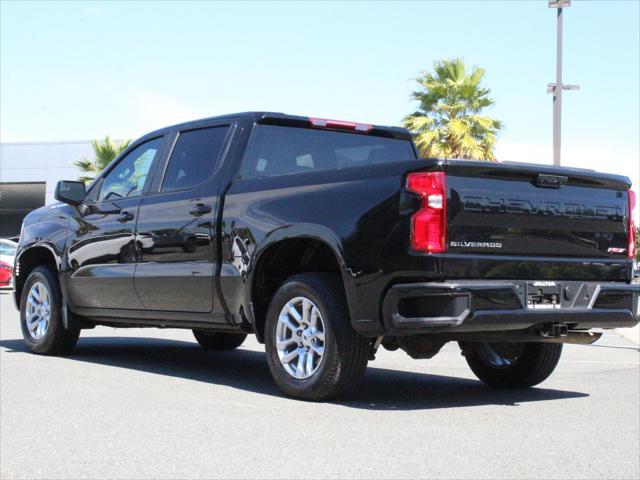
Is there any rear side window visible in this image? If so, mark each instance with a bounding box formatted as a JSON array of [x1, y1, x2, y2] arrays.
[[161, 126, 230, 192], [239, 125, 416, 178]]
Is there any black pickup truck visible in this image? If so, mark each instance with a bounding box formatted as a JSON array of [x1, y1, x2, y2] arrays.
[[13, 112, 639, 400]]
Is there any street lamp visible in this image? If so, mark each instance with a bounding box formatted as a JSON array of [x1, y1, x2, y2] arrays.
[[548, 0, 579, 166]]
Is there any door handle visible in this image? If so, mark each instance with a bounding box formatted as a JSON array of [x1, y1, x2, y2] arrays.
[[536, 174, 568, 189], [117, 211, 135, 223], [189, 203, 212, 216]]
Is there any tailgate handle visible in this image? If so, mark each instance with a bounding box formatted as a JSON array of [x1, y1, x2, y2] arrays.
[[536, 174, 568, 188]]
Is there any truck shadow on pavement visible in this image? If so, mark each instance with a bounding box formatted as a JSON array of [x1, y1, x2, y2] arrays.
[[0, 336, 589, 410]]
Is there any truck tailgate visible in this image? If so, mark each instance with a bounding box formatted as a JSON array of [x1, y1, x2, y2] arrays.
[[445, 160, 632, 258]]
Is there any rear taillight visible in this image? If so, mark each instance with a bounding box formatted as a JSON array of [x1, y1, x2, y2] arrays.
[[628, 189, 637, 259], [406, 172, 446, 253]]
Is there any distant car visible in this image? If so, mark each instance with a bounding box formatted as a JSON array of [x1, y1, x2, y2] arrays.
[[0, 239, 17, 267], [0, 260, 12, 288]]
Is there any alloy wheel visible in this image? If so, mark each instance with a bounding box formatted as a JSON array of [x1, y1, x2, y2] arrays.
[[275, 296, 326, 379], [25, 281, 51, 340]]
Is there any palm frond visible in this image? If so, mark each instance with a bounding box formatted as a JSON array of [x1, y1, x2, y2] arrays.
[[75, 136, 132, 182], [406, 58, 502, 161]]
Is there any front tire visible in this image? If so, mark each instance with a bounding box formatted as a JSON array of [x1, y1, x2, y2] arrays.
[[462, 341, 563, 389], [264, 273, 369, 401], [20, 266, 80, 355], [192, 330, 247, 350]]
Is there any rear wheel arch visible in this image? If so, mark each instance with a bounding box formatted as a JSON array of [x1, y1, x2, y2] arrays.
[[248, 235, 351, 343], [264, 272, 369, 400]]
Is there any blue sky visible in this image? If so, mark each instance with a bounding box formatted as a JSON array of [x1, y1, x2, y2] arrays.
[[1, 0, 638, 186]]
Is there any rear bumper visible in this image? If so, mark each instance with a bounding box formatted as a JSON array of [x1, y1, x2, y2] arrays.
[[381, 280, 640, 335]]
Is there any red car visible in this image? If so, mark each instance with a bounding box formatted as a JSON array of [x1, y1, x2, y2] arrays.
[[0, 260, 12, 287]]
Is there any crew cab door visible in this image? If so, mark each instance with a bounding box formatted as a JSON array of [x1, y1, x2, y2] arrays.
[[134, 124, 233, 313], [66, 136, 167, 310]]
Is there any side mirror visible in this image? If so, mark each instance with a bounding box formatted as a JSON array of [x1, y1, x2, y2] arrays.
[[55, 180, 86, 205]]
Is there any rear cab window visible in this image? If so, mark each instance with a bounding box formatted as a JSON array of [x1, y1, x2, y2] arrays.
[[239, 125, 417, 178]]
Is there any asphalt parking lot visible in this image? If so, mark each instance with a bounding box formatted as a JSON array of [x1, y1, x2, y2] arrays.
[[0, 290, 638, 479]]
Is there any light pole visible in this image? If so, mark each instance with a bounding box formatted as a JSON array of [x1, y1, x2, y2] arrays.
[[548, 0, 579, 166]]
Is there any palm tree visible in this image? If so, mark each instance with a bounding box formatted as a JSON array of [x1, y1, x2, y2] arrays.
[[403, 58, 502, 161], [74, 136, 131, 183]]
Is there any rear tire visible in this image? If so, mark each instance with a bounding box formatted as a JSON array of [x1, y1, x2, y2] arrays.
[[192, 330, 247, 350], [264, 273, 369, 401], [462, 341, 563, 388], [20, 266, 80, 355]]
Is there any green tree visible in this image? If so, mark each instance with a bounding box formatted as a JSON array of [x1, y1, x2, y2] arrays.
[[403, 58, 502, 161], [74, 136, 131, 183]]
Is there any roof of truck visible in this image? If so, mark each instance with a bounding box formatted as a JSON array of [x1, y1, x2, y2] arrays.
[[140, 111, 412, 141]]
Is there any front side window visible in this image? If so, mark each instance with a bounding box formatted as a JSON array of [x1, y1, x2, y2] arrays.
[[239, 125, 417, 178], [161, 126, 230, 192], [98, 138, 163, 202]]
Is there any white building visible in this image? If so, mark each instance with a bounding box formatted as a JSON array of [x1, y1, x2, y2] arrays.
[[0, 140, 93, 237]]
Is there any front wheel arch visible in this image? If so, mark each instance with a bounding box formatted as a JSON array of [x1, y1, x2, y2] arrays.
[[19, 265, 80, 355], [14, 245, 60, 306]]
